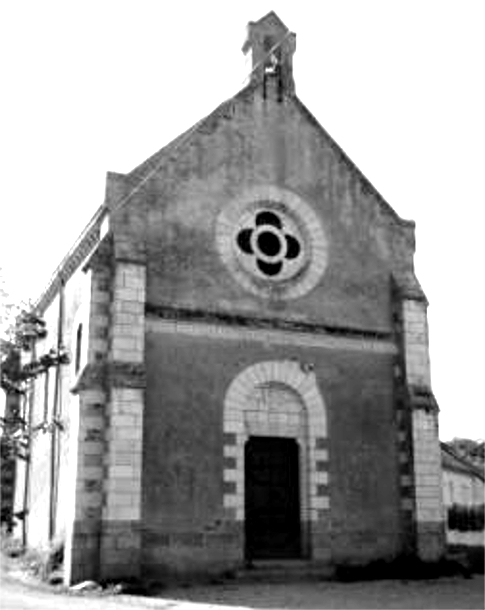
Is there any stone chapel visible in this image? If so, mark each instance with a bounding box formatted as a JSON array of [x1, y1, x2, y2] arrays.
[[12, 11, 445, 584]]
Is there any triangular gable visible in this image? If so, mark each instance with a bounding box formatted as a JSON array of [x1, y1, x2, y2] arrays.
[[124, 85, 411, 230]]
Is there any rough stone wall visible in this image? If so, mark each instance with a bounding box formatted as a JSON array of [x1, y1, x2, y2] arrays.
[[108, 89, 417, 335], [142, 319, 400, 578]]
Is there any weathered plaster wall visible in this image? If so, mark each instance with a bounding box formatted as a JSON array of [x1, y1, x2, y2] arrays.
[[110, 89, 415, 333], [443, 469, 484, 547], [443, 470, 484, 507], [142, 322, 401, 577], [22, 294, 60, 548], [20, 265, 90, 549]]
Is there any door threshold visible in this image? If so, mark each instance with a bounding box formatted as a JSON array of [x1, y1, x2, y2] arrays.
[[246, 558, 307, 569]]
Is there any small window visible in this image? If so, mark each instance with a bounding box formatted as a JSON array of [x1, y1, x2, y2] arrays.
[[75, 323, 83, 374]]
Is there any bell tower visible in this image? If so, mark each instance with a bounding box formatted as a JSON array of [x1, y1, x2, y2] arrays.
[[242, 11, 296, 99]]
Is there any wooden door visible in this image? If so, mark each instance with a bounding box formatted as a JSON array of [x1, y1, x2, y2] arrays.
[[245, 436, 301, 559]]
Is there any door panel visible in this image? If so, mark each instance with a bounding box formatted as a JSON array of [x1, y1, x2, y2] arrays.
[[245, 436, 301, 559]]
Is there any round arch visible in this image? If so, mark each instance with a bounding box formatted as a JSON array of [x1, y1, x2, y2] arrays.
[[222, 359, 330, 526]]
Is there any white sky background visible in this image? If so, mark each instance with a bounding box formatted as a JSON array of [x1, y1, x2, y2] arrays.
[[0, 1, 483, 441]]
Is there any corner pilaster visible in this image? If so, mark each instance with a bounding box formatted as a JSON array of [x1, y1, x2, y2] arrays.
[[99, 261, 146, 581], [64, 264, 111, 585], [401, 298, 445, 561]]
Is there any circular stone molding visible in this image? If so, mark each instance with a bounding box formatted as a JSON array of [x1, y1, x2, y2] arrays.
[[216, 186, 328, 299]]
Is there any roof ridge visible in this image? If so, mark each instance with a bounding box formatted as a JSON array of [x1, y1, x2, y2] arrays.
[[250, 10, 288, 30], [441, 441, 485, 480]]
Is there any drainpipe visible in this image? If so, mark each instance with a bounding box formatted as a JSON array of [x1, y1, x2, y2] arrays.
[[43, 369, 50, 422], [21, 341, 36, 549], [49, 278, 65, 541]]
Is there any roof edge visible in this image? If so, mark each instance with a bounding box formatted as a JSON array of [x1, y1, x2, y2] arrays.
[[127, 84, 256, 183], [34, 204, 107, 313], [125, 86, 418, 233], [293, 95, 415, 228], [441, 442, 485, 481]]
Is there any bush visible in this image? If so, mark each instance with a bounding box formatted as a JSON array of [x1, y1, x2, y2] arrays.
[[0, 531, 23, 558], [333, 554, 478, 582], [447, 545, 485, 574], [0, 533, 64, 581]]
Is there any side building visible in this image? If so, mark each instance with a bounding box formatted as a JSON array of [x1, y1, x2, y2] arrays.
[[441, 442, 484, 549]]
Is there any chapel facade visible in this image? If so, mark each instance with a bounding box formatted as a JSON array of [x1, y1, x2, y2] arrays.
[[12, 12, 445, 584]]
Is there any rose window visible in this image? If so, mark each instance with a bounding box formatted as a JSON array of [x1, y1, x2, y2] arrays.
[[216, 186, 328, 299], [235, 209, 305, 280]]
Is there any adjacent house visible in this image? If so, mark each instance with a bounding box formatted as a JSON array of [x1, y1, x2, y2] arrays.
[[441, 442, 484, 548]]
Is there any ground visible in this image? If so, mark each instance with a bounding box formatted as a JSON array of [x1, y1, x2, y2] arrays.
[[0, 565, 483, 610]]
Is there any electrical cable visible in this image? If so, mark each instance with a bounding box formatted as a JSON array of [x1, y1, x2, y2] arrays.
[[38, 27, 293, 301]]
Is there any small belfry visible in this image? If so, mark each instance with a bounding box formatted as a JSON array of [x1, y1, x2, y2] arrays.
[[243, 11, 296, 98]]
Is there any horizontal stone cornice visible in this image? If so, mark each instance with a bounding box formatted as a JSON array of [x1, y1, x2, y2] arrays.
[[408, 385, 439, 413], [71, 362, 146, 394], [146, 304, 392, 340], [145, 305, 397, 354]]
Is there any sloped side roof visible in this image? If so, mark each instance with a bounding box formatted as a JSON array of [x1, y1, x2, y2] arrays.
[[250, 10, 289, 30], [441, 442, 485, 481], [34, 205, 106, 313]]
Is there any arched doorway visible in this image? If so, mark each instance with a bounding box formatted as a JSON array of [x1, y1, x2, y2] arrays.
[[223, 360, 329, 560]]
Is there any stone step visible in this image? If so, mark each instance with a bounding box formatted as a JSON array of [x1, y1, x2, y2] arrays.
[[233, 559, 334, 583]]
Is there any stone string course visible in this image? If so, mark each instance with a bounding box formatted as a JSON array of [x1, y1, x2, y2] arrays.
[[146, 317, 396, 355]]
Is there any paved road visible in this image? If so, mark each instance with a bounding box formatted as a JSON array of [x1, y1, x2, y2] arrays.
[[1, 570, 483, 609], [165, 577, 485, 609]]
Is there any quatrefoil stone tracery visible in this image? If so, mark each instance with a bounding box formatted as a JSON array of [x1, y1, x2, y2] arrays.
[[215, 186, 328, 300], [236, 210, 303, 279]]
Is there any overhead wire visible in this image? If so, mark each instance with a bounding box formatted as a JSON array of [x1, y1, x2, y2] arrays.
[[106, 28, 293, 216], [37, 27, 292, 303]]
